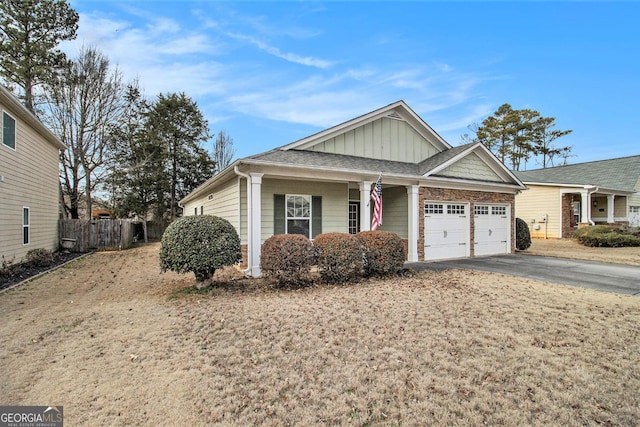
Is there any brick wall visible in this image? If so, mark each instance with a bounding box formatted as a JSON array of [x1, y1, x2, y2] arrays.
[[561, 194, 574, 238], [418, 187, 515, 261]]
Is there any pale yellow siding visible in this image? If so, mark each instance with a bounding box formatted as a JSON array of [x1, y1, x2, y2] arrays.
[[306, 117, 439, 162], [515, 185, 562, 239], [438, 152, 503, 182], [376, 186, 408, 238], [182, 177, 240, 233], [614, 197, 627, 218], [261, 179, 348, 242], [0, 108, 61, 262]]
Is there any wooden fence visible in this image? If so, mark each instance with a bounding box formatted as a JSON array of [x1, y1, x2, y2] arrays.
[[59, 219, 135, 252]]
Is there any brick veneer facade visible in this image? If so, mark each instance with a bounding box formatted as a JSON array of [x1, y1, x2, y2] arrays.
[[418, 187, 516, 261], [562, 193, 576, 238]]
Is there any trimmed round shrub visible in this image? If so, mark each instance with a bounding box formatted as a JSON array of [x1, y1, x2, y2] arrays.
[[159, 215, 241, 284], [356, 230, 406, 277], [313, 233, 363, 284], [515, 217, 532, 251], [261, 234, 316, 286], [574, 225, 640, 247]]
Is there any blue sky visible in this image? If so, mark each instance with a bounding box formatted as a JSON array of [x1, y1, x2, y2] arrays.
[[63, 1, 639, 168]]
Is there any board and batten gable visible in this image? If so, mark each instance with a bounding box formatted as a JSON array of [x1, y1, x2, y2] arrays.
[[1, 97, 63, 262], [298, 116, 441, 163], [436, 152, 504, 182], [514, 185, 562, 239], [182, 176, 241, 234], [260, 178, 349, 243]]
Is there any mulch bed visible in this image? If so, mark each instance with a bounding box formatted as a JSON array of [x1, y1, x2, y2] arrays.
[[0, 252, 86, 291]]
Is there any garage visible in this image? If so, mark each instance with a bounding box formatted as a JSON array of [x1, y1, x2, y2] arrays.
[[424, 202, 470, 260], [473, 204, 510, 256]]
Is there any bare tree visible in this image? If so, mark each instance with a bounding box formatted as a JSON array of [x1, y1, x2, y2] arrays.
[[213, 130, 235, 173], [42, 46, 126, 218]]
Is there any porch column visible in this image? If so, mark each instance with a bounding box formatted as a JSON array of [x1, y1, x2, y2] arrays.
[[249, 173, 263, 277], [607, 195, 615, 223], [406, 185, 419, 262], [580, 190, 590, 224], [359, 181, 372, 232]]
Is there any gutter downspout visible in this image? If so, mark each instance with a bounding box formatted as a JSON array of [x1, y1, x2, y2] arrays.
[[585, 185, 599, 226], [234, 166, 252, 275]]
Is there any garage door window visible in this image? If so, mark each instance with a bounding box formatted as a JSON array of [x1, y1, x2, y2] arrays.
[[447, 204, 466, 215], [425, 203, 443, 214], [474, 205, 489, 215], [492, 206, 507, 216]]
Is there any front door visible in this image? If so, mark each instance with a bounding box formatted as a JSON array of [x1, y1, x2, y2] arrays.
[[348, 202, 360, 234]]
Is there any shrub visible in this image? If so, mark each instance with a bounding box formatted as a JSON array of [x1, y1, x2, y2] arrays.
[[574, 225, 640, 247], [159, 215, 241, 285], [25, 248, 56, 268], [515, 218, 532, 251], [313, 233, 363, 283], [261, 234, 316, 287], [356, 230, 406, 277]]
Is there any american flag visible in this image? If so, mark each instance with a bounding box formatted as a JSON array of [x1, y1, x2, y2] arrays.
[[371, 174, 383, 230]]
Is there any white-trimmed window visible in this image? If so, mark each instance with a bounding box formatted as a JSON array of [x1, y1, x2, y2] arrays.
[[274, 194, 322, 239], [3, 111, 16, 150], [22, 207, 30, 245]]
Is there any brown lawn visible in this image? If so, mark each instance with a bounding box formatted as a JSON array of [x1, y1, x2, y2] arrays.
[[0, 243, 638, 426]]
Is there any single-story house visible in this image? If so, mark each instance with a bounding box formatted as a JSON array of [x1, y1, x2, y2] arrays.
[[514, 155, 640, 239], [180, 101, 526, 276], [0, 84, 66, 262]]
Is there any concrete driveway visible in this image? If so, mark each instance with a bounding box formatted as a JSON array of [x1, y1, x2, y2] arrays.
[[407, 255, 640, 296]]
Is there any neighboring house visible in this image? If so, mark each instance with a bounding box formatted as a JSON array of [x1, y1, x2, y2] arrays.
[[181, 101, 526, 276], [514, 155, 640, 239], [0, 85, 66, 263]]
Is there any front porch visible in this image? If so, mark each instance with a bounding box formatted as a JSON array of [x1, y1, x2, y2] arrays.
[[561, 189, 630, 238]]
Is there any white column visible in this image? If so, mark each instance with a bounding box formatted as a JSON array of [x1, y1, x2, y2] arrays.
[[359, 181, 372, 232], [607, 195, 615, 223], [406, 185, 419, 262], [250, 173, 263, 277], [580, 190, 590, 224]]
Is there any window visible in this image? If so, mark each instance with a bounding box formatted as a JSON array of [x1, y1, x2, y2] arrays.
[[348, 202, 360, 234], [447, 204, 466, 215], [194, 207, 197, 216], [207, 194, 214, 201], [3, 111, 16, 150], [425, 203, 444, 215], [492, 206, 507, 216], [22, 207, 30, 245], [274, 194, 322, 239], [573, 201, 581, 224], [200, 206, 204, 215], [474, 205, 489, 215]]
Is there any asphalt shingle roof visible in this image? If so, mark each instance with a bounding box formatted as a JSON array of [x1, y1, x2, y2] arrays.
[[514, 155, 640, 192]]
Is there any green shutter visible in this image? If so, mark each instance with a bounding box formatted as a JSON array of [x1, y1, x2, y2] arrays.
[[274, 194, 285, 235], [312, 196, 322, 238]]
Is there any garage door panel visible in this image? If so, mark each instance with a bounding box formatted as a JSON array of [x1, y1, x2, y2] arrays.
[[474, 204, 510, 256], [424, 203, 470, 260]]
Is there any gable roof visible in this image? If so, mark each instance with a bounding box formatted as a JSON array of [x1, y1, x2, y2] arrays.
[[515, 155, 640, 192], [280, 100, 452, 154], [0, 85, 65, 150]]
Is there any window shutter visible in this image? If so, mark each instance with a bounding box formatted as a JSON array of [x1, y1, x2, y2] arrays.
[[312, 196, 322, 238], [274, 194, 285, 234]]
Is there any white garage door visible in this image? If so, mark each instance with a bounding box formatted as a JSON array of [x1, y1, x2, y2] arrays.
[[474, 204, 510, 256], [424, 202, 470, 260]]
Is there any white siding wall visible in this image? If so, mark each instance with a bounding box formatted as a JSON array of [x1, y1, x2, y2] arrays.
[[261, 179, 348, 242], [306, 117, 438, 163], [0, 108, 61, 262], [514, 185, 562, 239], [438, 153, 502, 182]]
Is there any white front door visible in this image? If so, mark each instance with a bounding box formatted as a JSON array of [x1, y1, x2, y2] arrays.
[[474, 204, 510, 256], [630, 206, 640, 227], [424, 202, 470, 260]]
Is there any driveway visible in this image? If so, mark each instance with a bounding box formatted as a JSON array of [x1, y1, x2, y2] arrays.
[[407, 255, 640, 296]]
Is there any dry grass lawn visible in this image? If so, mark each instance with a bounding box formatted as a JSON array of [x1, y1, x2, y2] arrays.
[[526, 238, 640, 266], [1, 243, 639, 426]]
